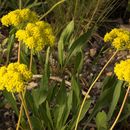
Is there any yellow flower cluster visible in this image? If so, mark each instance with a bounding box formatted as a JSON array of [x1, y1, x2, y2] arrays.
[[114, 59, 130, 83], [16, 21, 55, 52], [1, 8, 38, 27], [0, 62, 32, 93], [104, 28, 130, 50]]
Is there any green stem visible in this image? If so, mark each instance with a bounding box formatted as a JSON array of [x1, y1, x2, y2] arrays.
[[29, 49, 33, 71], [74, 49, 118, 130], [39, 0, 65, 20], [110, 86, 130, 130], [19, 0, 22, 9], [74, 0, 78, 18], [12, 93, 16, 99], [18, 41, 21, 63]]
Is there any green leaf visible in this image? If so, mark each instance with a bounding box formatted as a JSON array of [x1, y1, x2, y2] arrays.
[[118, 103, 130, 122], [59, 20, 74, 45], [54, 80, 67, 129], [65, 26, 96, 65], [3, 90, 19, 116], [87, 76, 117, 123], [80, 100, 91, 121], [30, 116, 43, 130], [37, 52, 45, 67], [66, 77, 90, 130], [39, 102, 53, 129], [6, 33, 15, 64], [96, 111, 108, 130], [45, 101, 54, 128], [71, 76, 81, 112], [45, 47, 50, 75], [108, 80, 123, 120], [102, 75, 116, 91], [68, 99, 91, 130], [58, 20, 74, 66], [74, 50, 83, 73], [47, 83, 57, 102], [31, 57, 37, 73], [25, 91, 38, 116], [32, 47, 50, 108], [62, 90, 73, 125], [32, 84, 48, 108], [60, 126, 66, 130], [56, 81, 67, 105]]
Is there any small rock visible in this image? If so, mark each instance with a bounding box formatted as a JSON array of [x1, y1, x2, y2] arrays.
[[106, 72, 113, 76], [7, 128, 13, 130], [5, 122, 10, 126], [90, 48, 97, 57], [85, 51, 89, 55], [127, 55, 130, 59], [28, 82, 38, 90], [85, 59, 92, 64], [4, 103, 11, 109], [90, 73, 93, 77], [94, 82, 101, 88]]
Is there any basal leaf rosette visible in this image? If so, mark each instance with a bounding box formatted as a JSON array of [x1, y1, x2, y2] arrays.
[[104, 28, 130, 50], [16, 21, 55, 52], [0, 62, 32, 93], [1, 8, 38, 27], [114, 59, 130, 84]]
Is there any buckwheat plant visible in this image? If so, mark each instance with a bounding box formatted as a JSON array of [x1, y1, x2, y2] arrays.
[[0, 8, 55, 130], [75, 28, 130, 130], [109, 59, 130, 130]]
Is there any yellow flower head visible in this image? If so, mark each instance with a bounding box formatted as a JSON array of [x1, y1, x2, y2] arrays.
[[0, 66, 7, 90], [104, 28, 130, 50], [0, 62, 32, 93], [114, 59, 130, 83], [1, 8, 38, 27], [16, 21, 55, 52]]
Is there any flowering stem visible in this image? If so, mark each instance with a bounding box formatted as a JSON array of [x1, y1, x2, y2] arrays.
[[74, 49, 118, 130], [18, 41, 21, 63], [110, 86, 130, 130], [19, 93, 33, 130], [39, 0, 65, 20], [17, 48, 32, 129], [29, 49, 33, 71], [16, 103, 23, 130], [16, 88, 27, 130]]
